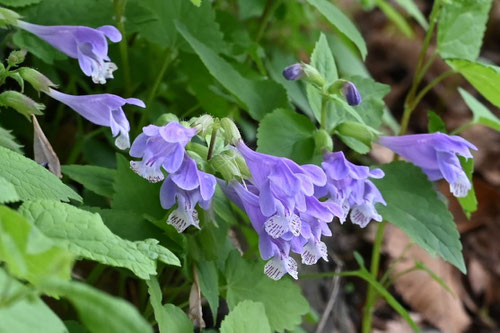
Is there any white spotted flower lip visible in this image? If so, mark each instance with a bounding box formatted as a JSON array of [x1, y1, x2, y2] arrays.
[[378, 133, 478, 198], [17, 21, 121, 84]]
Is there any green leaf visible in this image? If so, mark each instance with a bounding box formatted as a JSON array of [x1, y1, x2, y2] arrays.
[[457, 157, 477, 218], [146, 277, 193, 333], [112, 154, 165, 220], [0, 176, 19, 203], [376, 0, 413, 38], [307, 0, 367, 59], [0, 146, 81, 202], [0, 0, 42, 6], [135, 0, 225, 51], [458, 88, 500, 132], [372, 162, 466, 272], [220, 300, 272, 333], [427, 111, 447, 133], [0, 205, 74, 286], [19, 200, 180, 280], [237, 0, 266, 19], [225, 252, 309, 332], [176, 22, 288, 121], [0, 268, 67, 333], [0, 125, 23, 154], [311, 33, 338, 86], [196, 259, 219, 322], [447, 59, 500, 108], [43, 279, 153, 333], [257, 108, 316, 163], [62, 164, 116, 197], [437, 0, 493, 61], [394, 0, 428, 29], [190, 0, 201, 6]]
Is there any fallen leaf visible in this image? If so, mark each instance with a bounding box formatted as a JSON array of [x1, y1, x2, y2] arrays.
[[32, 115, 61, 178], [188, 266, 205, 329]]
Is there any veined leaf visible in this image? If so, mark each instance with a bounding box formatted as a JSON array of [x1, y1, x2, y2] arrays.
[[458, 88, 500, 132], [220, 300, 272, 333]]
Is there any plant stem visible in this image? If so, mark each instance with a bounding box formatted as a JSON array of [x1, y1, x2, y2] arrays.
[[450, 120, 474, 135], [410, 70, 455, 111], [255, 0, 283, 45], [137, 48, 175, 132], [113, 0, 132, 96], [207, 126, 218, 160], [320, 95, 329, 130]]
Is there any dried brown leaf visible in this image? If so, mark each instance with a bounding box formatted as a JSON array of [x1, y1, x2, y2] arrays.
[[188, 266, 205, 329], [32, 115, 61, 178]]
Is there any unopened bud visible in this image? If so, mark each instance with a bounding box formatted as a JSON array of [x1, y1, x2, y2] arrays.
[[314, 129, 333, 153], [210, 149, 250, 181], [220, 118, 241, 145], [19, 67, 56, 93], [224, 149, 250, 179], [0, 90, 44, 119], [336, 121, 373, 146], [0, 8, 20, 27], [7, 50, 27, 67], [191, 114, 214, 136], [342, 81, 362, 106], [282, 63, 304, 81], [154, 113, 179, 126]]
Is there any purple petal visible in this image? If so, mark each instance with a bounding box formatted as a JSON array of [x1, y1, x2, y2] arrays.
[[197, 171, 216, 201], [171, 157, 199, 190], [97, 25, 122, 42]]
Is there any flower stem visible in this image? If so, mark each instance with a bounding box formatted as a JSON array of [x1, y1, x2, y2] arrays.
[[207, 127, 218, 161], [320, 94, 329, 130], [113, 0, 132, 96], [409, 70, 455, 111], [137, 48, 175, 132], [451, 120, 474, 135]]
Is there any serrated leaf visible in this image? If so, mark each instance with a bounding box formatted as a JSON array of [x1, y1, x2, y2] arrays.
[[257, 108, 316, 163], [0, 146, 81, 202], [437, 0, 493, 61], [448, 60, 500, 108], [307, 0, 367, 59], [458, 88, 500, 132], [0, 176, 20, 203], [220, 300, 271, 333], [0, 0, 42, 6], [0, 268, 67, 333], [311, 33, 338, 86], [62, 164, 116, 197], [19, 200, 180, 280], [176, 22, 288, 121], [0, 205, 74, 286], [146, 277, 193, 333], [112, 154, 165, 219], [43, 279, 153, 333], [225, 252, 309, 332], [0, 125, 23, 154], [371, 162, 466, 273]]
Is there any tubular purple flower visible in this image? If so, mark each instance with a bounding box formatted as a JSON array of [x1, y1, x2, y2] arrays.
[[160, 154, 216, 233], [378, 133, 478, 198], [129, 122, 197, 183], [317, 151, 386, 228], [46, 88, 144, 150], [282, 63, 304, 81], [342, 81, 362, 106], [17, 21, 121, 84]]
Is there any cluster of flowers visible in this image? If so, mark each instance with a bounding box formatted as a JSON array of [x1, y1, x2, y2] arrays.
[[12, 16, 478, 280], [11, 17, 144, 149]]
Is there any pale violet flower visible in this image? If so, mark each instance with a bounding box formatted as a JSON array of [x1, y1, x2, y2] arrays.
[[129, 122, 197, 183], [46, 88, 144, 150], [316, 151, 386, 228], [342, 81, 362, 106], [378, 133, 478, 198], [17, 21, 121, 84], [282, 63, 304, 81]]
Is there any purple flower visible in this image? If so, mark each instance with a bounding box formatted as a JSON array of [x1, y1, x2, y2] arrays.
[[342, 81, 362, 106], [129, 122, 197, 182], [282, 63, 304, 81], [316, 151, 386, 228], [17, 21, 121, 84], [46, 88, 144, 150], [160, 155, 216, 233], [378, 133, 478, 197]]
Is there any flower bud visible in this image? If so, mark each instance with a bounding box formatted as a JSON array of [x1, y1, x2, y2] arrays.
[[313, 129, 333, 153], [0, 8, 20, 27], [303, 64, 326, 87], [7, 50, 27, 67], [191, 114, 214, 136], [282, 63, 304, 81], [154, 113, 179, 126], [342, 81, 362, 106], [336, 121, 373, 146], [224, 149, 251, 179], [19, 67, 57, 93], [210, 149, 251, 181], [220, 117, 241, 145], [0, 91, 44, 119]]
